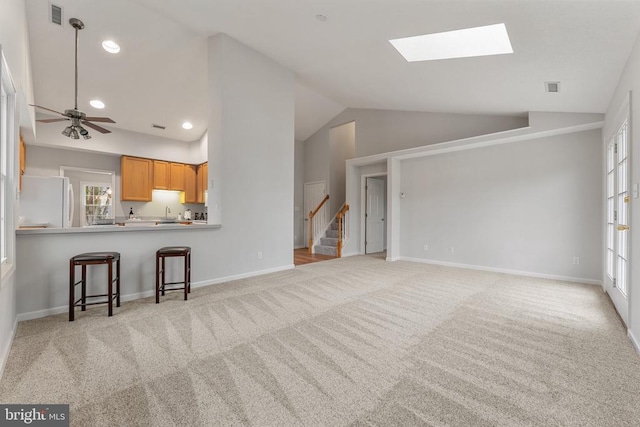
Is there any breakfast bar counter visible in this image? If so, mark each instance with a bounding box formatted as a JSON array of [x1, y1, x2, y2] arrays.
[[16, 223, 220, 235]]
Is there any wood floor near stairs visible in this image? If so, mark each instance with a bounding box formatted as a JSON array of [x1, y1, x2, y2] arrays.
[[294, 248, 336, 266]]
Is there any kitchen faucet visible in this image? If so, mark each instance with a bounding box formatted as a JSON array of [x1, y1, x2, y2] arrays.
[[165, 206, 171, 218]]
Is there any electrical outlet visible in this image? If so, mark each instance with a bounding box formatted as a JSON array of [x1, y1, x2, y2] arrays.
[[257, 251, 263, 260], [423, 244, 428, 251], [449, 247, 454, 254], [573, 257, 579, 265]]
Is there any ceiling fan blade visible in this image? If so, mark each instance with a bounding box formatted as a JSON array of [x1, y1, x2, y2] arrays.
[[37, 118, 69, 123], [84, 117, 116, 123], [29, 104, 66, 116], [82, 121, 111, 134]]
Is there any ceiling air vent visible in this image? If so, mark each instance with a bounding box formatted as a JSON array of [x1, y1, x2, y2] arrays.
[[152, 124, 166, 130], [49, 3, 63, 26], [545, 81, 560, 93]]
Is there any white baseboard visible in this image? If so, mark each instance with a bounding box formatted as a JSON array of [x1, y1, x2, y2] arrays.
[[386, 256, 400, 262], [629, 330, 640, 355], [294, 245, 306, 250], [16, 264, 296, 322], [341, 251, 359, 258], [0, 317, 18, 382], [190, 264, 295, 287], [399, 257, 602, 286]]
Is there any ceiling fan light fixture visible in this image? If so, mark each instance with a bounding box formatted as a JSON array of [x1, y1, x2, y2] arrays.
[[102, 40, 120, 54], [33, 17, 115, 140], [89, 100, 105, 109], [78, 125, 91, 138]]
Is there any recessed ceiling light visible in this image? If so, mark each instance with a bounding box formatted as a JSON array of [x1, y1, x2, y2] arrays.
[[89, 99, 105, 109], [389, 23, 513, 62], [182, 122, 193, 130], [102, 40, 120, 54], [315, 14, 327, 22]]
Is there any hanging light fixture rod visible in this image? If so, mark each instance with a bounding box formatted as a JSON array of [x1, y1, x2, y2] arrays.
[[69, 18, 84, 111]]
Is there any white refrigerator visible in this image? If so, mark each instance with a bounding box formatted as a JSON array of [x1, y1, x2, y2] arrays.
[[19, 176, 74, 228]]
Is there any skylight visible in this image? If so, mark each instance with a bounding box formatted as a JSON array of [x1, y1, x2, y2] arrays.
[[389, 23, 513, 62]]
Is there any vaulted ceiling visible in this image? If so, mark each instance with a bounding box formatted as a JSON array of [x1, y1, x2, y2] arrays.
[[25, 0, 640, 142]]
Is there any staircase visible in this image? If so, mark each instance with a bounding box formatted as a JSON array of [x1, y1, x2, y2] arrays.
[[314, 219, 340, 256]]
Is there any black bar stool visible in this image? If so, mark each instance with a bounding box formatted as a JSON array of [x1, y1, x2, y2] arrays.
[[69, 252, 121, 321], [156, 246, 191, 303]]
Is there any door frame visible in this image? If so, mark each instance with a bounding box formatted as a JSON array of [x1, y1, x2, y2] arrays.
[[303, 180, 326, 248], [360, 172, 387, 254], [603, 94, 630, 325]]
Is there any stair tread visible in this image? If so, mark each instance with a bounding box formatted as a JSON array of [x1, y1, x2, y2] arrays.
[[314, 244, 338, 256]]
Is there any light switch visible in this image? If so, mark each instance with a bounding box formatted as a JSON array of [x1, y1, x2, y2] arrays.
[[633, 183, 639, 199]]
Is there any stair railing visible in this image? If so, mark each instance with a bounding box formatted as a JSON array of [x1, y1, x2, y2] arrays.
[[308, 194, 330, 254], [337, 203, 350, 257]]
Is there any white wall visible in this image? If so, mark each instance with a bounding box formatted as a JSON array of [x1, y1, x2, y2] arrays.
[[0, 0, 34, 132], [304, 125, 331, 188], [207, 33, 294, 277], [399, 129, 603, 281], [193, 132, 208, 165], [305, 108, 527, 218], [305, 108, 528, 159], [0, 0, 33, 380], [294, 140, 305, 248], [28, 121, 204, 164], [605, 27, 640, 351], [329, 121, 355, 214]]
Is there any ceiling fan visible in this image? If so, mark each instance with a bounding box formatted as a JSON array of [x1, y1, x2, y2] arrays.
[[30, 18, 115, 140]]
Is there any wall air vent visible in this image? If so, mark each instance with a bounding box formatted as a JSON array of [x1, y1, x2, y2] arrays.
[[545, 81, 560, 93], [50, 3, 63, 26], [152, 124, 166, 130]]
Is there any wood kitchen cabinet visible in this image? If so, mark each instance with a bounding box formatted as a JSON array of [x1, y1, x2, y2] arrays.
[[169, 163, 185, 191], [19, 135, 25, 190], [153, 160, 170, 190], [181, 165, 197, 203], [196, 162, 208, 203], [154, 161, 185, 191], [121, 156, 153, 201]]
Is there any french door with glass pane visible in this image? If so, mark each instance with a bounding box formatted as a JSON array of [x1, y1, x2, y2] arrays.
[[606, 119, 630, 325]]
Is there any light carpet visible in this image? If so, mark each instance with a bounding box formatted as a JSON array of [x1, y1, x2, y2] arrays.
[[1, 255, 639, 426]]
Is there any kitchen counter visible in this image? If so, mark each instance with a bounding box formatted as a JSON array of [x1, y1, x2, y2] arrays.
[[16, 223, 220, 235]]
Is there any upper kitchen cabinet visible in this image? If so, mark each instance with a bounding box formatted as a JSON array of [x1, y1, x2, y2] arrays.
[[170, 163, 185, 191], [196, 162, 208, 203], [153, 160, 170, 190], [181, 164, 197, 204], [121, 156, 153, 201], [154, 161, 185, 191], [19, 135, 25, 190]]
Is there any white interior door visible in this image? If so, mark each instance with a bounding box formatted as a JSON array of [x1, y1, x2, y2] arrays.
[[366, 177, 385, 253], [605, 119, 630, 325], [304, 181, 326, 248]]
